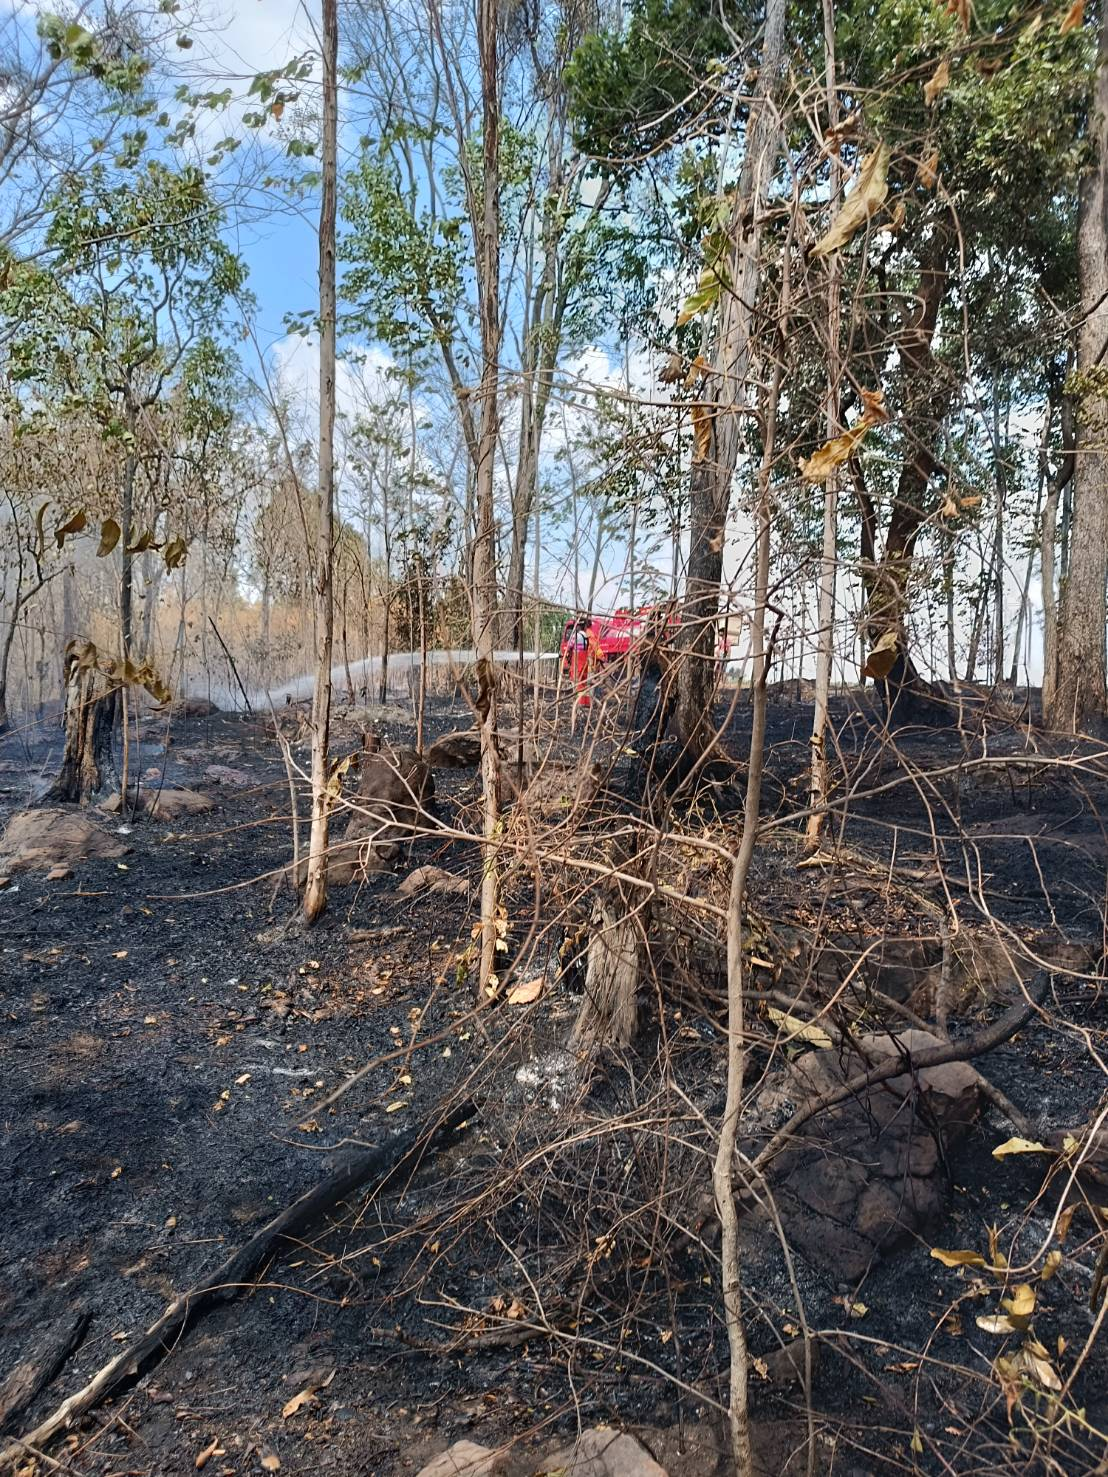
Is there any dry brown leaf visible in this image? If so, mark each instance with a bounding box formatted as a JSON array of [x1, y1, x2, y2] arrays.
[[945, 0, 971, 28], [683, 353, 711, 388], [940, 495, 959, 518], [798, 422, 869, 482], [506, 976, 544, 1005], [924, 57, 951, 106], [97, 519, 121, 557], [658, 353, 684, 385], [1060, 0, 1084, 32], [860, 387, 889, 425], [861, 628, 900, 680], [931, 1247, 988, 1269], [880, 199, 907, 234], [976, 1313, 1019, 1335], [260, 1453, 282, 1473], [1056, 1204, 1078, 1243], [766, 1006, 833, 1049], [1040, 1250, 1063, 1281], [691, 403, 714, 464], [917, 148, 939, 190], [811, 141, 890, 257], [281, 1388, 317, 1419], [195, 1438, 223, 1469]]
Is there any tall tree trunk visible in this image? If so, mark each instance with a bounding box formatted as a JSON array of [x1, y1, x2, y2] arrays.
[[1040, 397, 1075, 717], [673, 0, 786, 762], [303, 0, 338, 925], [1048, 0, 1108, 731], [473, 0, 503, 1000], [119, 405, 137, 661], [806, 0, 841, 851]]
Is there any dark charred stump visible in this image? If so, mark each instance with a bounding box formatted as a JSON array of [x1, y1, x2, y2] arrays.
[[46, 641, 118, 804]]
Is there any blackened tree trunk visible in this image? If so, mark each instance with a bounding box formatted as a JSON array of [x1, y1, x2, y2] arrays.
[[1047, 0, 1108, 732], [48, 640, 118, 803]]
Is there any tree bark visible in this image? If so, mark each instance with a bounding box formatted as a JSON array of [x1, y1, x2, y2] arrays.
[[472, 0, 503, 999], [303, 0, 338, 924], [1047, 0, 1108, 732], [805, 0, 841, 851], [673, 1, 786, 764], [47, 640, 118, 804]]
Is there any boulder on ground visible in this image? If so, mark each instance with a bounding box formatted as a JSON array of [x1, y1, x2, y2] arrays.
[[165, 695, 221, 719], [0, 808, 129, 874], [426, 729, 482, 768], [204, 764, 253, 787], [396, 864, 469, 899], [100, 787, 214, 820], [754, 1028, 986, 1281], [414, 1442, 503, 1477], [328, 742, 434, 885], [541, 1428, 668, 1477]]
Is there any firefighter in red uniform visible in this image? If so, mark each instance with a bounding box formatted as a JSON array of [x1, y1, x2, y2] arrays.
[[567, 618, 594, 707]]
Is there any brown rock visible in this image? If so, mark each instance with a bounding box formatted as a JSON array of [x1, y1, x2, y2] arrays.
[[539, 1428, 668, 1477], [204, 764, 253, 787], [166, 695, 221, 718], [426, 730, 482, 768], [328, 744, 434, 885], [45, 864, 72, 881], [396, 865, 469, 899], [0, 809, 129, 874], [99, 788, 214, 820], [414, 1442, 503, 1477]]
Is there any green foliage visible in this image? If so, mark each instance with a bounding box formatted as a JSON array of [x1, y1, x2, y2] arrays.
[[339, 150, 465, 355], [566, 0, 748, 168]]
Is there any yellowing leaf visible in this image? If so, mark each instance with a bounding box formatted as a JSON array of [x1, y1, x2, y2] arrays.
[[880, 199, 906, 235], [931, 1247, 988, 1269], [910, 1428, 924, 1455], [1056, 1204, 1078, 1243], [691, 403, 713, 464], [507, 976, 544, 1005], [766, 1006, 833, 1049], [811, 141, 891, 258], [1040, 1250, 1062, 1281], [1001, 1283, 1036, 1329], [97, 519, 121, 557], [923, 57, 951, 106], [164, 535, 188, 571], [385, 1100, 407, 1113], [125, 529, 158, 555], [993, 1137, 1052, 1159], [677, 265, 727, 326], [1060, 0, 1084, 32]]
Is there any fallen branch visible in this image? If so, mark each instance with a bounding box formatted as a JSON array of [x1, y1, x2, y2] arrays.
[[0, 1311, 90, 1434], [0, 1103, 474, 1470], [750, 971, 1049, 1176]]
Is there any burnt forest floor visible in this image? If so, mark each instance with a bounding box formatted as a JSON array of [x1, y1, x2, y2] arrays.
[[1, 687, 1107, 1477]]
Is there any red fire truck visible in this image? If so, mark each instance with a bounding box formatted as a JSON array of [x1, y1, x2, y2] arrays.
[[559, 604, 730, 668]]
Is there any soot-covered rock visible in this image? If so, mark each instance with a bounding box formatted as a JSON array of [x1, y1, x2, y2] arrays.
[[754, 1030, 985, 1282]]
